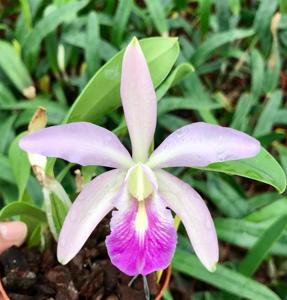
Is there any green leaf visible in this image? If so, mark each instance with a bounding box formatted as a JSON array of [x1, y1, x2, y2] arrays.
[[144, 0, 168, 35], [253, 0, 277, 55], [66, 37, 179, 123], [8, 133, 31, 200], [111, 0, 133, 46], [23, 1, 88, 68], [215, 218, 287, 256], [280, 0, 287, 13], [246, 198, 287, 222], [250, 48, 265, 101], [156, 63, 194, 101], [0, 154, 15, 184], [254, 90, 282, 137], [247, 192, 281, 213], [231, 93, 253, 131], [158, 114, 189, 132], [191, 29, 254, 66], [0, 41, 34, 96], [158, 96, 222, 115], [85, 12, 101, 79], [27, 224, 43, 248], [215, 0, 230, 31], [50, 192, 69, 234], [173, 238, 280, 300], [196, 147, 286, 194], [19, 0, 32, 30], [274, 110, 287, 126], [275, 144, 287, 175], [206, 173, 248, 218], [0, 82, 17, 104], [0, 202, 46, 223], [1, 97, 67, 126], [0, 115, 16, 154], [197, 0, 212, 36], [229, 0, 241, 15], [182, 73, 218, 124], [263, 37, 281, 94], [239, 215, 287, 277]]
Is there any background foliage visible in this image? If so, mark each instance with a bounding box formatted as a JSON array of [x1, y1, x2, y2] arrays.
[[1, 0, 287, 299]]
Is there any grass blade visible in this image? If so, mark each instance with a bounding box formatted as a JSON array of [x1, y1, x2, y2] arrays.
[[239, 215, 287, 276]]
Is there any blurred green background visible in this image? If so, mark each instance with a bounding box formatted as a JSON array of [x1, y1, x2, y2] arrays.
[[1, 0, 287, 299]]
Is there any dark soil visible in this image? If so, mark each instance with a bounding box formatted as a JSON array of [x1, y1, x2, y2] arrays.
[[0, 217, 161, 300]]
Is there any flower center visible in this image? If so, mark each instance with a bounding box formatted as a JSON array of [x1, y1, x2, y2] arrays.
[[127, 164, 153, 201], [134, 201, 148, 241]]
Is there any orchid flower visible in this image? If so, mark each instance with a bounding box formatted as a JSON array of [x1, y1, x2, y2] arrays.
[[19, 37, 260, 276]]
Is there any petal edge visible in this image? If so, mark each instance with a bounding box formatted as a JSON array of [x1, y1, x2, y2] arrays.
[[57, 169, 125, 264], [20, 122, 134, 169], [121, 38, 157, 162], [155, 169, 218, 271], [147, 122, 260, 169]]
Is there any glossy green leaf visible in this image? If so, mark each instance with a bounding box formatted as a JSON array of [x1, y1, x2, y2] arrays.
[[156, 63, 194, 100], [239, 215, 287, 277], [66, 37, 179, 123], [8, 133, 31, 200], [196, 147, 286, 194], [114, 63, 194, 137], [0, 202, 46, 222], [173, 238, 280, 300]]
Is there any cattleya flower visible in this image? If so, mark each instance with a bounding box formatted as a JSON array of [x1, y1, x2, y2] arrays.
[[20, 37, 260, 275]]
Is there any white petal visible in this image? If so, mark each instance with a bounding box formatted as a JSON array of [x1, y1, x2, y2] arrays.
[[121, 38, 157, 162], [20, 122, 134, 169], [57, 169, 126, 264], [156, 169, 218, 271], [147, 122, 260, 168]]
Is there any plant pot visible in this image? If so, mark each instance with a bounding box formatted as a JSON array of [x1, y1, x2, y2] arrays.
[[0, 278, 10, 300], [155, 265, 172, 300]]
